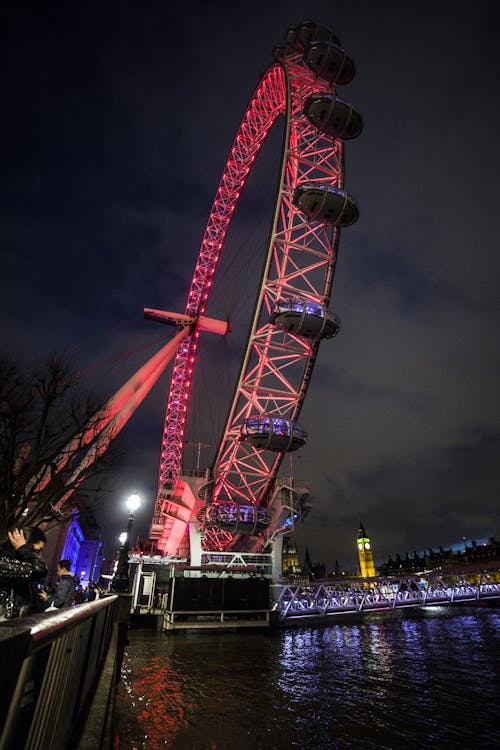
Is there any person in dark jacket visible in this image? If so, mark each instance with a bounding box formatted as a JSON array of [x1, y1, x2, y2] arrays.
[[86, 582, 98, 602], [0, 528, 48, 619], [41, 560, 79, 609]]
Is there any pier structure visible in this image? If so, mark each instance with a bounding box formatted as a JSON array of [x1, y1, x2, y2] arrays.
[[125, 552, 500, 630]]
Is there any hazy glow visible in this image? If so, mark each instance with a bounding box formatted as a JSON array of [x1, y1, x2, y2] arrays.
[[127, 494, 141, 513]]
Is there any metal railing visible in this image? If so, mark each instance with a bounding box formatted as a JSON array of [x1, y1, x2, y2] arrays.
[[0, 596, 119, 750]]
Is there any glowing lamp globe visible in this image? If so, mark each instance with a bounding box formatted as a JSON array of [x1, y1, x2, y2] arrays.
[[127, 494, 141, 513]]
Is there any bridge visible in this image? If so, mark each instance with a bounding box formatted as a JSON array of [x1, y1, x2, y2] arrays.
[[273, 569, 500, 625]]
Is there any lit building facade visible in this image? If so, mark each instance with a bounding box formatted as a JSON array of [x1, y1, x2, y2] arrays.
[[357, 522, 376, 578], [282, 537, 301, 576], [42, 502, 103, 587]]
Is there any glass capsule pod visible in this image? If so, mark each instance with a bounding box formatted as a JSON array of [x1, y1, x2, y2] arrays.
[[272, 43, 287, 62], [285, 20, 341, 53], [304, 41, 356, 85], [270, 298, 340, 340], [241, 415, 307, 452], [293, 184, 359, 227], [205, 502, 269, 535], [303, 93, 363, 140]]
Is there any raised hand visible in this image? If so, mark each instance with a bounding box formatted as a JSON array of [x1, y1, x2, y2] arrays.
[[8, 528, 27, 550]]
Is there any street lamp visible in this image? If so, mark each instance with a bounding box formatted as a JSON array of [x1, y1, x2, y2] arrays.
[[111, 493, 141, 593]]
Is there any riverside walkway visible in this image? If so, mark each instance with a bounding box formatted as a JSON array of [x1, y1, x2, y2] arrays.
[[0, 594, 130, 750]]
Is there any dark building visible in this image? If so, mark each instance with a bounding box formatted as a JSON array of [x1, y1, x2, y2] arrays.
[[379, 537, 500, 575]]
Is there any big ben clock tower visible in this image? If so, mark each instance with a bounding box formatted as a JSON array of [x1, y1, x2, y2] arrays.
[[357, 522, 376, 578]]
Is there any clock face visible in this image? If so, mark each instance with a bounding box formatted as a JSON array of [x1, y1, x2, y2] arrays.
[[358, 543, 363, 550], [365, 542, 370, 550]]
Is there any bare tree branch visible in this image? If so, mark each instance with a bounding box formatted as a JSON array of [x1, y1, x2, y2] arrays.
[[0, 353, 120, 538]]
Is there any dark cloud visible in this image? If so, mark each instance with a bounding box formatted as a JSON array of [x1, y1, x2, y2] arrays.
[[1, 1, 499, 566], [298, 428, 499, 564]]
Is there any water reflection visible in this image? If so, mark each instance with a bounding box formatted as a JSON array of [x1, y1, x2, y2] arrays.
[[118, 645, 193, 747], [115, 607, 500, 749]]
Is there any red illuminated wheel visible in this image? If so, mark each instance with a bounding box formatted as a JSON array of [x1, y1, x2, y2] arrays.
[[150, 21, 362, 554]]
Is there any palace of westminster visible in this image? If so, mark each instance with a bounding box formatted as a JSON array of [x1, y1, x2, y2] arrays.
[[282, 523, 500, 581]]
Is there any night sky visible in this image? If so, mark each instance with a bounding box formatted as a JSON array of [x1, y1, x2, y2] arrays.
[[2, 1, 499, 568]]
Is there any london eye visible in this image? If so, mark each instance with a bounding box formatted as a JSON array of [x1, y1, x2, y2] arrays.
[[147, 20, 363, 559]]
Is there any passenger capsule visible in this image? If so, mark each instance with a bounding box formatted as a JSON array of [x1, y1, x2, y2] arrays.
[[305, 41, 356, 85], [285, 20, 341, 53], [284, 24, 300, 50], [241, 416, 307, 452], [270, 298, 340, 340], [304, 94, 363, 140], [293, 184, 359, 227], [272, 43, 288, 62], [206, 502, 269, 535]]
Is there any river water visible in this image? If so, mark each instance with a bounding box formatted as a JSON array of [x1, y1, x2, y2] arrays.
[[114, 606, 500, 750]]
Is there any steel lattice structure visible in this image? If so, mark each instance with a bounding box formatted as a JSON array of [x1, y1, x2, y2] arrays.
[[150, 21, 362, 555]]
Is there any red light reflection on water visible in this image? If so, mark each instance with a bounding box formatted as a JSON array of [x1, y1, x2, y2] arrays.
[[116, 655, 190, 748]]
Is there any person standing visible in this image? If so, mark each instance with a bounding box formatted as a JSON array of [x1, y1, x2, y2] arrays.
[[86, 582, 98, 602], [21, 527, 49, 613], [40, 560, 79, 609], [0, 528, 48, 618]]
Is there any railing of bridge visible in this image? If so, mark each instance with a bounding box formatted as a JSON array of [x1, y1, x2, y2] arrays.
[[272, 569, 500, 623]]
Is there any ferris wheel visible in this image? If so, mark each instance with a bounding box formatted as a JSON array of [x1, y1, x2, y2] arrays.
[[148, 20, 363, 556]]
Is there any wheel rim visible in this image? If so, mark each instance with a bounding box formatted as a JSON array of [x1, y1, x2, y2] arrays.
[[151, 38, 359, 554]]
